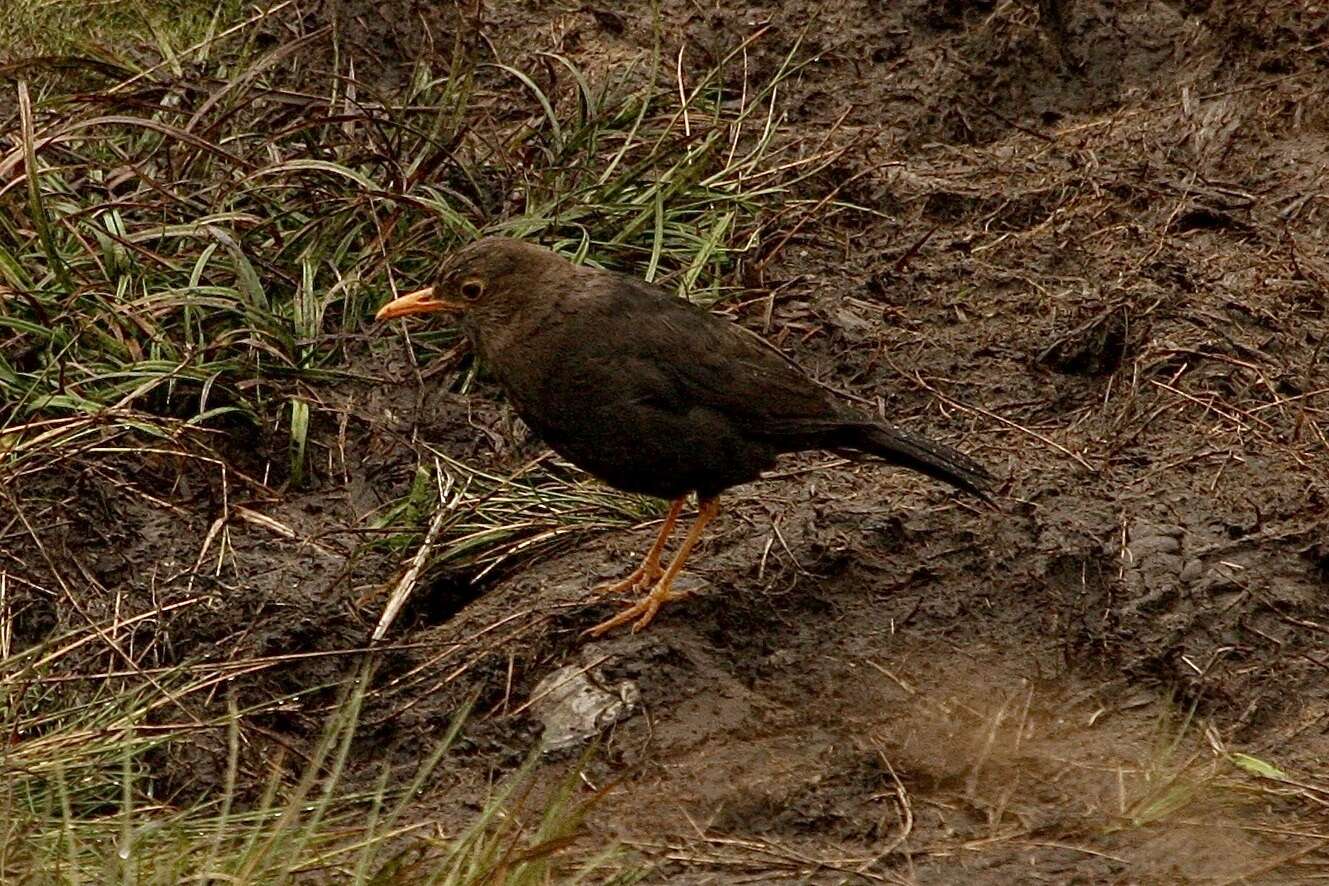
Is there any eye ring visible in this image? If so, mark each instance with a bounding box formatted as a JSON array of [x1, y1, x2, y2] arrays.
[[460, 279, 484, 301]]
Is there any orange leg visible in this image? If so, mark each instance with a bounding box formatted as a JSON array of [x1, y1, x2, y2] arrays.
[[593, 497, 684, 596], [584, 497, 720, 638]]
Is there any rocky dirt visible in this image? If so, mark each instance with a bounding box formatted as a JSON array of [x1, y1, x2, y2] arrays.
[[6, 0, 1329, 882]]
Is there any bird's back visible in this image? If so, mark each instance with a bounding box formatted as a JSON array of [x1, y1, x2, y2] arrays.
[[563, 273, 847, 429]]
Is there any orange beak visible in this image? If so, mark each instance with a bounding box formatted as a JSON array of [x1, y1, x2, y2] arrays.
[[374, 286, 461, 321]]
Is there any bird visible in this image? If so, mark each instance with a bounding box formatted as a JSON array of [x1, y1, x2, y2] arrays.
[[376, 237, 992, 638]]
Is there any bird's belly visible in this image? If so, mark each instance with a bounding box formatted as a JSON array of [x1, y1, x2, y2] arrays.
[[515, 400, 775, 500]]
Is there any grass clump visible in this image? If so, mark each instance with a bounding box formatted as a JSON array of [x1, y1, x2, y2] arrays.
[[0, 0, 247, 62], [0, 621, 634, 883]]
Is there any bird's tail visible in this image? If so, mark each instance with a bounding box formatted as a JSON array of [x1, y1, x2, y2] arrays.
[[833, 422, 993, 500]]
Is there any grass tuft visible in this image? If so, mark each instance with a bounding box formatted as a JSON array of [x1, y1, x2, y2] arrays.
[[0, 619, 633, 882]]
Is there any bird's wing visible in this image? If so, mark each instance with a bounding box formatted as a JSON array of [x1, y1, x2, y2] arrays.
[[587, 274, 848, 434], [585, 281, 993, 497]]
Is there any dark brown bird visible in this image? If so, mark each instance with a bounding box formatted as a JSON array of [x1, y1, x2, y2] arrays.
[[377, 237, 991, 637]]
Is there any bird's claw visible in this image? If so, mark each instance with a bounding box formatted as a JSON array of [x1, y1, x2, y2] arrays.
[[591, 562, 663, 596], [582, 583, 685, 638]]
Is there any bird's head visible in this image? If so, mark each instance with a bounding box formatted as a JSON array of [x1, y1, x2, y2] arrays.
[[374, 237, 568, 330]]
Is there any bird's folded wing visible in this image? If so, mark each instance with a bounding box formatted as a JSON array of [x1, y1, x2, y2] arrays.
[[597, 279, 847, 431]]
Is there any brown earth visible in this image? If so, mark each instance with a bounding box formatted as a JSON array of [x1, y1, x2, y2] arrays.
[[6, 0, 1329, 882]]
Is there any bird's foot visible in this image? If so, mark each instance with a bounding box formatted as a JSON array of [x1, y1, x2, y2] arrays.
[[590, 560, 663, 596], [582, 579, 688, 638]]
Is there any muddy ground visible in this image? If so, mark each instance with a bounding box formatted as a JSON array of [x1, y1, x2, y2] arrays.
[[7, 0, 1329, 882]]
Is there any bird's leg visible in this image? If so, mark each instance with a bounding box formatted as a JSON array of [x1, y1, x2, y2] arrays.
[[584, 497, 720, 637], [592, 497, 684, 595]]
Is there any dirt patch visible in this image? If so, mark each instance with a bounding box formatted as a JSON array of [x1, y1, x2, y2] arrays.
[[6, 0, 1329, 881]]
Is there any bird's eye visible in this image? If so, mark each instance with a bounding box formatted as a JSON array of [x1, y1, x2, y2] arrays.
[[460, 279, 484, 301]]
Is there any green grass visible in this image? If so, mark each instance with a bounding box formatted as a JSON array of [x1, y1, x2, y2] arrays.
[[0, 622, 638, 883], [0, 0, 247, 62]]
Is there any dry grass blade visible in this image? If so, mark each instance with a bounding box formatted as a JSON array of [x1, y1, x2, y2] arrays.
[[373, 466, 458, 642]]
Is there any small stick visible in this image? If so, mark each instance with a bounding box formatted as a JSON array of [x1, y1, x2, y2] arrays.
[[902, 364, 1097, 473], [372, 490, 451, 643]]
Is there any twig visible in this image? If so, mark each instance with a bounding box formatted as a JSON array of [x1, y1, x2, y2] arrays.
[[372, 469, 456, 642], [902, 365, 1098, 473]]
